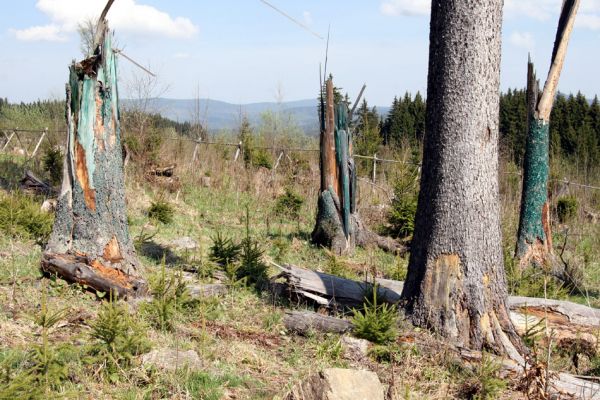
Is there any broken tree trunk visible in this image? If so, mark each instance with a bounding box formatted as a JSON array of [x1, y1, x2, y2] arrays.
[[516, 0, 580, 270], [312, 78, 402, 255], [43, 17, 146, 298], [283, 310, 353, 335]]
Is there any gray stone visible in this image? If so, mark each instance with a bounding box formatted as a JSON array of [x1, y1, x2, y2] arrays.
[[141, 348, 203, 371], [171, 236, 198, 250], [286, 368, 385, 400], [341, 336, 370, 358]]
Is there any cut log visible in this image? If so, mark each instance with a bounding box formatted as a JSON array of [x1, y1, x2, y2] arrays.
[[20, 170, 55, 196], [284, 310, 353, 335], [42, 253, 146, 298]]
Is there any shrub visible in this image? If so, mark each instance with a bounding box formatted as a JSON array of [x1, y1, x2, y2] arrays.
[[387, 174, 418, 239], [557, 196, 578, 223], [236, 207, 268, 286], [274, 188, 304, 222], [42, 146, 63, 185], [458, 352, 507, 400], [351, 285, 398, 345], [148, 199, 174, 224], [89, 298, 150, 378], [143, 264, 193, 331], [0, 194, 53, 244], [252, 149, 273, 169], [209, 232, 241, 267]]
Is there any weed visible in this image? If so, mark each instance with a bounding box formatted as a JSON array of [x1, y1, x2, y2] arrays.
[[148, 199, 174, 224], [351, 285, 398, 344], [262, 311, 282, 332], [315, 334, 343, 363], [323, 249, 352, 279]]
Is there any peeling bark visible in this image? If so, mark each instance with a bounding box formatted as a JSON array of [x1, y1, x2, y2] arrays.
[[43, 22, 145, 297], [401, 0, 523, 357], [516, 1, 580, 272], [312, 78, 402, 255]]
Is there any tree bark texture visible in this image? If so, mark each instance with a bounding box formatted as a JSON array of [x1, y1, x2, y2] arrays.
[[401, 0, 523, 356], [516, 61, 552, 265], [43, 25, 145, 297]]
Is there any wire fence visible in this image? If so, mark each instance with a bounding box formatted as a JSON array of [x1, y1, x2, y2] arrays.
[[2, 126, 600, 192]]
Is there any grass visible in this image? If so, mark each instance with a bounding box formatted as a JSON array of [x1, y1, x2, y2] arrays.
[[2, 133, 600, 399]]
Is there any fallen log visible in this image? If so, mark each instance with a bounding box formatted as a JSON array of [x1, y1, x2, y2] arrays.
[[20, 170, 55, 196], [42, 253, 146, 299], [147, 165, 176, 177], [284, 310, 353, 335], [274, 263, 600, 349]]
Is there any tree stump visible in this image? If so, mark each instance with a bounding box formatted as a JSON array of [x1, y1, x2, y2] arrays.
[[42, 21, 146, 298]]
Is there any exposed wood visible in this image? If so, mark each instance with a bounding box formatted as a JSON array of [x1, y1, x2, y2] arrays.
[[283, 310, 353, 335], [1, 131, 14, 152], [322, 79, 337, 194], [41, 253, 146, 299], [30, 129, 47, 158], [537, 0, 581, 121], [275, 263, 600, 348], [147, 164, 176, 177]]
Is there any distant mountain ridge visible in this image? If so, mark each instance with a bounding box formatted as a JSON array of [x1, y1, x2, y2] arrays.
[[125, 97, 390, 135]]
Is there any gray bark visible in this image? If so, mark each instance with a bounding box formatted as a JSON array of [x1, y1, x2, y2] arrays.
[[401, 0, 523, 355], [43, 24, 145, 297]]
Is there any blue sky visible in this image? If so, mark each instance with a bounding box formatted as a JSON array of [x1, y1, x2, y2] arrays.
[[0, 0, 599, 106]]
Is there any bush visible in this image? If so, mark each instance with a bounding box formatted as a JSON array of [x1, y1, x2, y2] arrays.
[[148, 199, 174, 224], [89, 299, 150, 378], [351, 285, 398, 345], [0, 194, 53, 244], [209, 232, 241, 267], [274, 188, 304, 222], [557, 196, 578, 223], [458, 352, 507, 400], [142, 264, 193, 331], [42, 146, 63, 185], [387, 174, 418, 239]]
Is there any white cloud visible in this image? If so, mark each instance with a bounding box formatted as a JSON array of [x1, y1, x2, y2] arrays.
[[380, 0, 429, 17], [579, 14, 600, 30], [10, 24, 67, 42], [173, 52, 191, 59], [380, 0, 600, 29], [303, 11, 313, 26], [11, 0, 198, 42], [509, 31, 535, 49]]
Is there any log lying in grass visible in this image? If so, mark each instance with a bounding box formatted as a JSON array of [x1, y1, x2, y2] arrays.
[[284, 310, 353, 335], [20, 170, 55, 196], [272, 263, 402, 308], [42, 253, 146, 298], [274, 263, 600, 347]]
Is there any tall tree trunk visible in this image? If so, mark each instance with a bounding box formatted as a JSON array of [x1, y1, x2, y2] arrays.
[[516, 0, 580, 270], [401, 0, 523, 357], [42, 22, 146, 298]]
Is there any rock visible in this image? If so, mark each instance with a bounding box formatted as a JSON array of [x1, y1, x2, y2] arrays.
[[341, 336, 370, 358], [286, 368, 385, 400], [200, 176, 212, 188], [141, 348, 203, 372], [171, 236, 198, 250], [41, 199, 57, 213]]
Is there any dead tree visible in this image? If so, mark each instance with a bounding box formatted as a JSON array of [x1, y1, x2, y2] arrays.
[[312, 78, 403, 255], [42, 3, 146, 298], [516, 0, 580, 272], [401, 0, 524, 358]]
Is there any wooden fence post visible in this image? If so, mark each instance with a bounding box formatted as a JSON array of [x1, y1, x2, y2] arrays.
[[31, 128, 47, 158], [372, 153, 377, 183], [234, 141, 242, 162], [1, 131, 14, 152]]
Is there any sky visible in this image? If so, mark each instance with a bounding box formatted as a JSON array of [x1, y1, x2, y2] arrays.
[[0, 0, 599, 107]]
